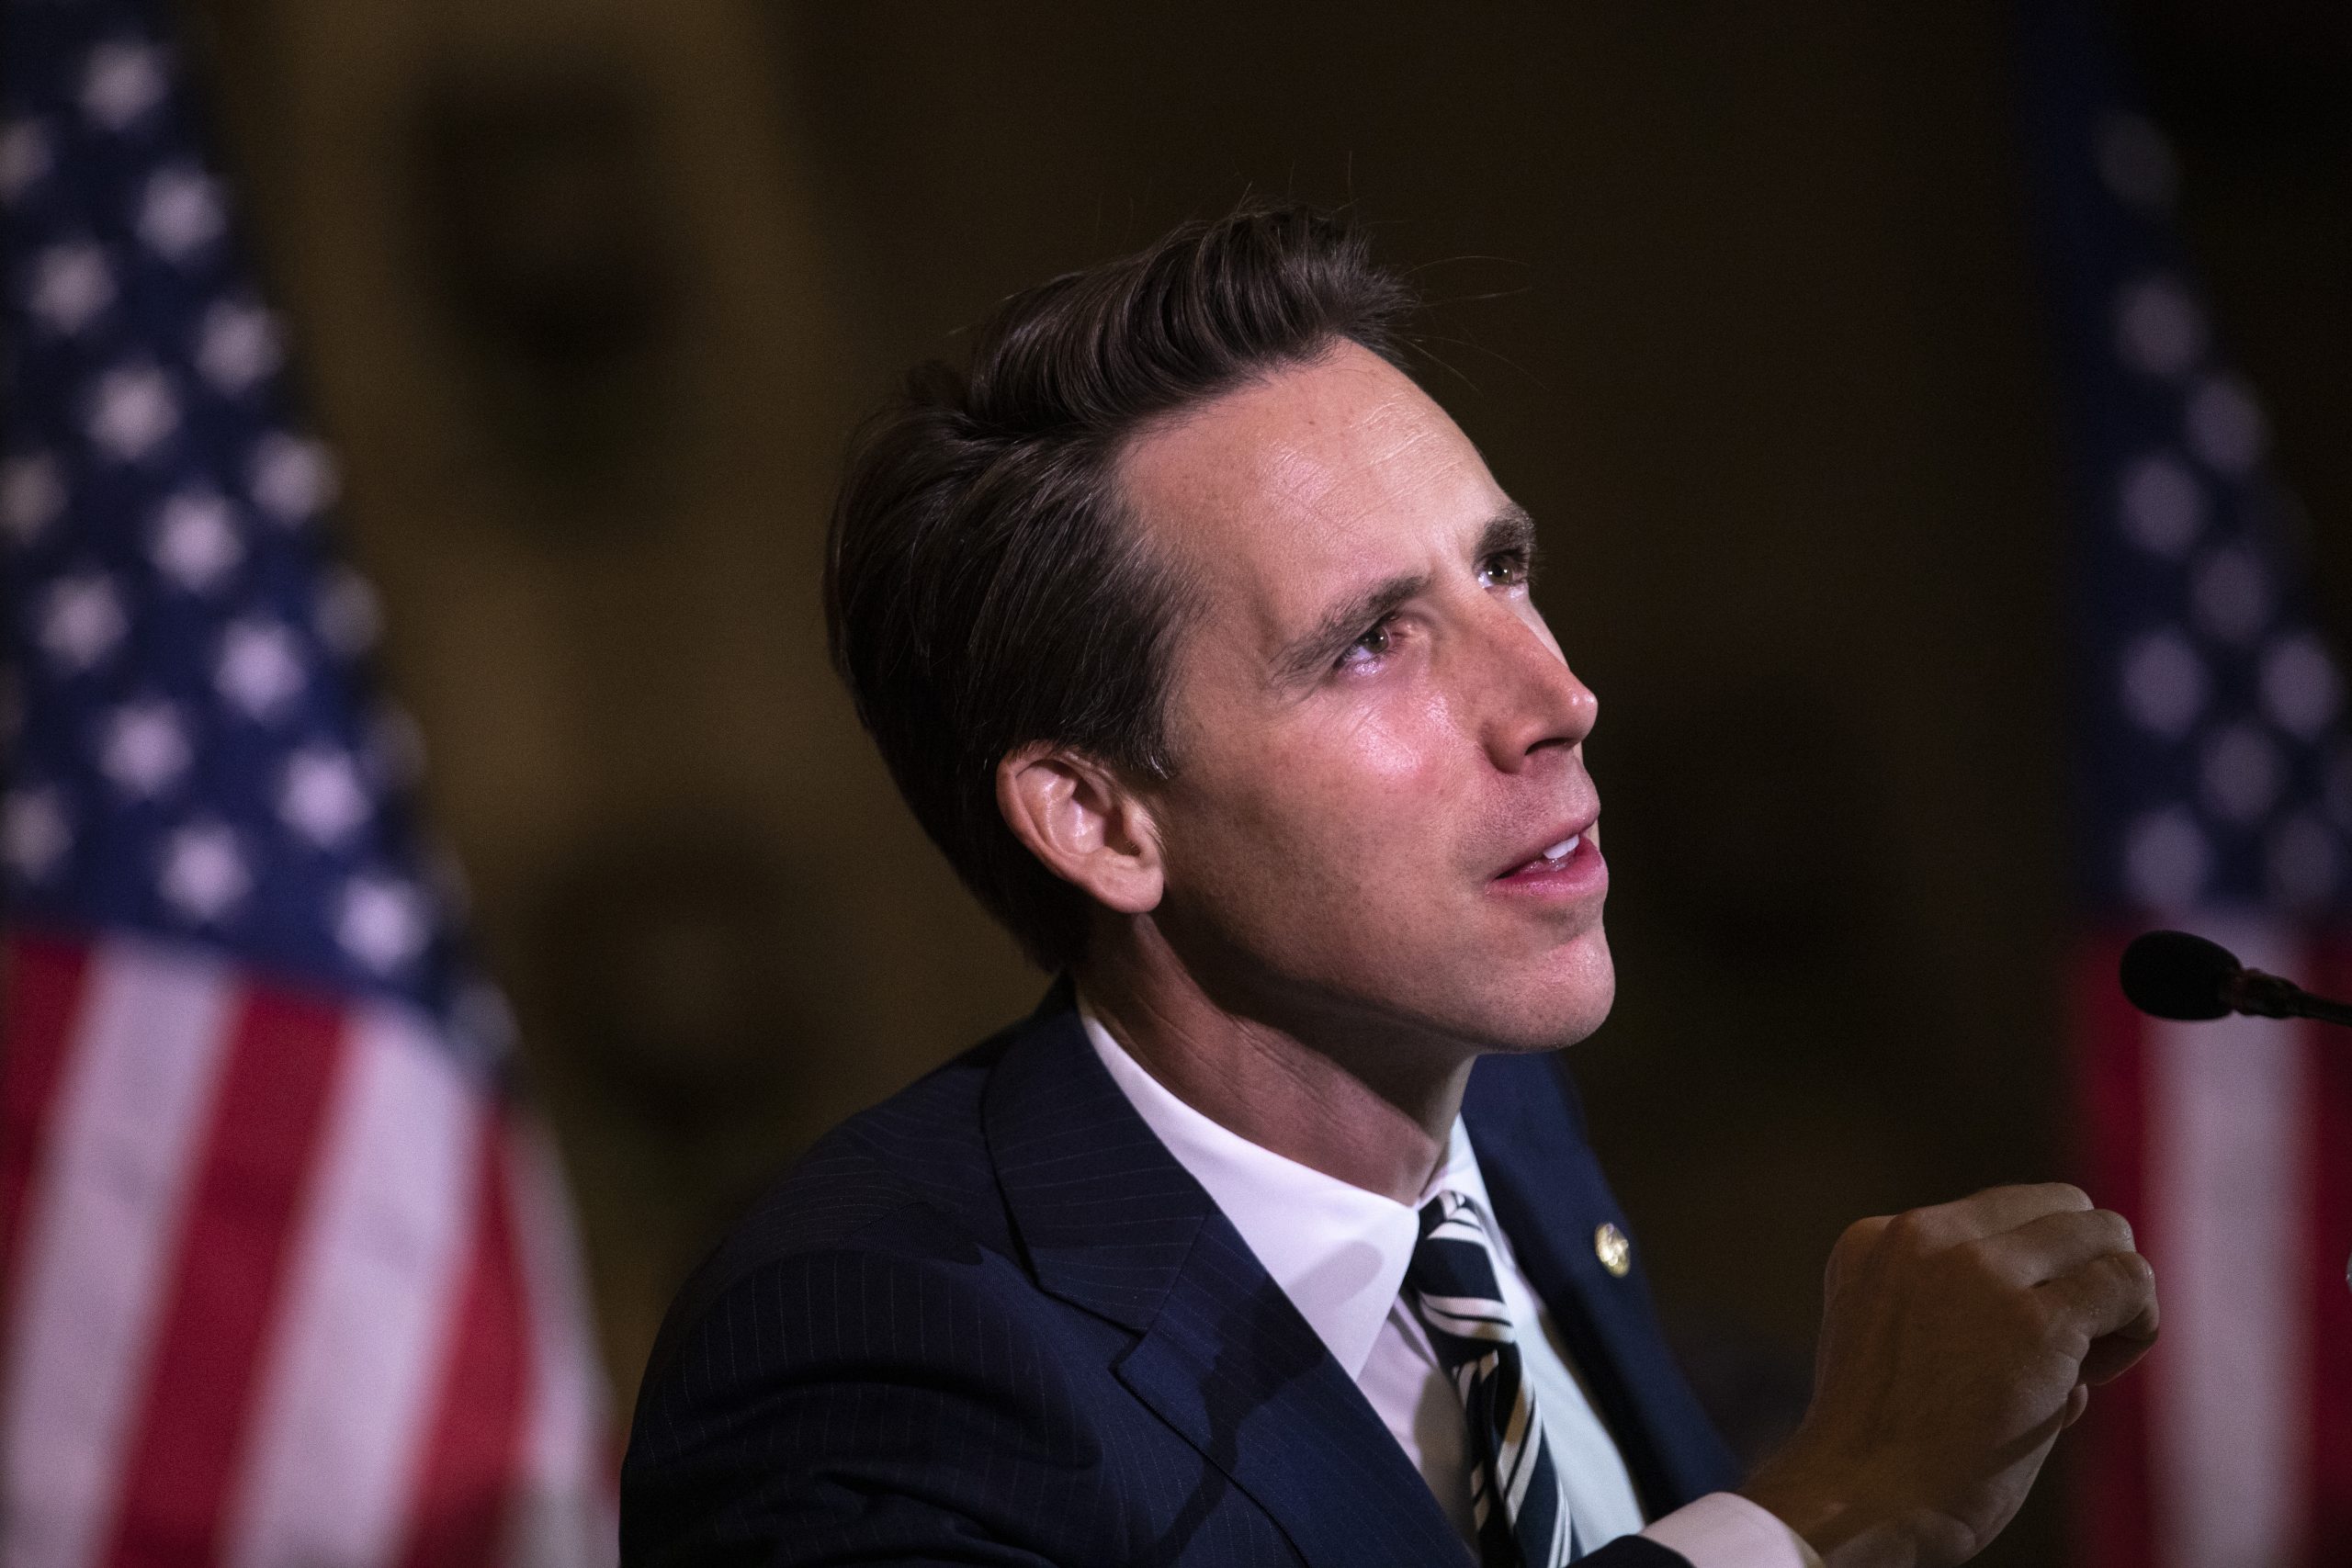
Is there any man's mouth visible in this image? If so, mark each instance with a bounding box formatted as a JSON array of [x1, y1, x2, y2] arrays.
[[1496, 831, 1589, 884], [1498, 833, 1583, 879]]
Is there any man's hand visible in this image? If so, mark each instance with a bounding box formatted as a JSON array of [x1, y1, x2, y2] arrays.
[[1740, 1183, 2159, 1568]]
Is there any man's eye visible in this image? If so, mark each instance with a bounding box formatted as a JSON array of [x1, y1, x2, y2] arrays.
[[1481, 551, 1532, 588], [1338, 617, 1396, 669]]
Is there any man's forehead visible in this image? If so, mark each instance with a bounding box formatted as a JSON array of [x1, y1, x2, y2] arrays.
[[1116, 344, 1508, 629]]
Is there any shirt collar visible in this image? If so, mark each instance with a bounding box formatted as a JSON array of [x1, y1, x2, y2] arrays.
[[1077, 996, 1496, 1379]]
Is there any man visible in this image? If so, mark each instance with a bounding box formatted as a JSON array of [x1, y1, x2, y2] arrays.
[[622, 206, 2158, 1567]]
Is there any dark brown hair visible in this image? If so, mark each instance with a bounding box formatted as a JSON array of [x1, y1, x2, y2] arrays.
[[824, 203, 1416, 970]]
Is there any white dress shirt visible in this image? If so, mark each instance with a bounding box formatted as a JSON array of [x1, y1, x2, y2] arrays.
[[1079, 1002, 1818, 1566]]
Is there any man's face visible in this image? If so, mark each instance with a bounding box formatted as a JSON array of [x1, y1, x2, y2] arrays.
[[1117, 341, 1610, 1055]]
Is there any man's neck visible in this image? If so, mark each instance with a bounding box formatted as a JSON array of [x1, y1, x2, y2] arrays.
[[1076, 920, 1476, 1205]]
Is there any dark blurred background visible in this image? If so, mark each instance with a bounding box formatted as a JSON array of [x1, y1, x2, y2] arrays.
[[181, 3, 2350, 1562]]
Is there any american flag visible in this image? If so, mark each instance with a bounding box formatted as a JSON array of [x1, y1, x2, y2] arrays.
[[0, 1, 614, 1564], [2020, 3, 2352, 1562]]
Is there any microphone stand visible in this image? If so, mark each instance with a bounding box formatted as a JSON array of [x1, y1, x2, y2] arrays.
[[2223, 967, 2352, 1030]]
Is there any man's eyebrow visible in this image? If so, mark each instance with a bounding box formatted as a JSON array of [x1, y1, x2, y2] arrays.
[[1267, 503, 1541, 688], [1477, 502, 1540, 566]]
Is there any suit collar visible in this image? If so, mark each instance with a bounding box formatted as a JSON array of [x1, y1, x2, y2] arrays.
[[982, 985, 1470, 1567], [980, 982, 1214, 1332]]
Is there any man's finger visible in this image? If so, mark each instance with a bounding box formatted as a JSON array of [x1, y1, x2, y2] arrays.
[[1964, 1205, 2136, 1289], [2080, 1325, 2158, 1387], [1891, 1182, 2095, 1252], [2037, 1249, 2159, 1364], [1824, 1214, 1893, 1298]]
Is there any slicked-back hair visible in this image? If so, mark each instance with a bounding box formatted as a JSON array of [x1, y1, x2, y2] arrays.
[[824, 203, 1418, 971]]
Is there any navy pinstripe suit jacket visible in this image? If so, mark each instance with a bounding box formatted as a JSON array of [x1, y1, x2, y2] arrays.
[[622, 986, 1742, 1566]]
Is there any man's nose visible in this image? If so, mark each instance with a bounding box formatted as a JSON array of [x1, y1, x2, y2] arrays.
[[1475, 607, 1597, 773]]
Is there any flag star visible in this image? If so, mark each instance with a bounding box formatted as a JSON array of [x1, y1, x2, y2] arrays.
[[0, 119, 51, 202], [280, 745, 369, 846], [2094, 112, 2177, 210], [2116, 453, 2203, 558], [428, 840, 472, 918], [2261, 635, 2343, 738], [100, 699, 193, 796], [315, 568, 380, 657], [369, 705, 426, 786], [2185, 376, 2267, 473], [137, 165, 225, 260], [2120, 629, 2207, 739], [160, 821, 250, 922], [4, 788, 72, 882], [2199, 724, 2282, 824], [88, 363, 180, 460], [2190, 547, 2270, 644], [39, 573, 128, 671], [249, 432, 335, 524], [3, 452, 65, 546], [336, 874, 430, 973], [2267, 813, 2341, 910], [29, 243, 115, 334], [2113, 275, 2206, 378], [2125, 807, 2208, 909], [82, 39, 168, 130], [150, 489, 243, 590], [195, 299, 281, 392], [216, 619, 305, 720]]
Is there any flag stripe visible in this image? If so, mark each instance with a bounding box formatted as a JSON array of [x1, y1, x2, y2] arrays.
[[394, 1112, 530, 1568], [100, 985, 351, 1567], [498, 1122, 615, 1568], [2073, 932, 2154, 1568], [0, 942, 236, 1568], [0, 931, 93, 1323], [222, 1004, 482, 1568], [2306, 940, 2352, 1551], [2144, 920, 2309, 1567]]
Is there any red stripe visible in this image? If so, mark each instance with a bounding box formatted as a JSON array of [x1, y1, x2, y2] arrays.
[[2307, 937, 2352, 1561], [99, 984, 351, 1568], [0, 931, 93, 1327], [2068, 931, 2155, 1568], [395, 1114, 531, 1568]]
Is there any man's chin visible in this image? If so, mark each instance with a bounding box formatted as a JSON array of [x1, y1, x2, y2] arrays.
[[1448, 934, 1614, 1055]]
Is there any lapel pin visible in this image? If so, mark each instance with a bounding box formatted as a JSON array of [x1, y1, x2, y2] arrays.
[[1594, 1223, 1632, 1278]]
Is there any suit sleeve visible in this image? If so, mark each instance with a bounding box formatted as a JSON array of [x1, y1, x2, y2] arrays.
[[1583, 1543, 1695, 1567], [621, 1238, 1084, 1568]]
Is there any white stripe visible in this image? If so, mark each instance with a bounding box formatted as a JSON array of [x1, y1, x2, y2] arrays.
[[1416, 1298, 1515, 1341], [497, 1122, 615, 1568], [0, 942, 236, 1568], [221, 1003, 481, 1568], [1499, 1384, 1541, 1513], [2147, 918, 2309, 1568]]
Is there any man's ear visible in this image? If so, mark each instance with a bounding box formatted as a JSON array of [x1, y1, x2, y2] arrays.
[[996, 743, 1165, 916]]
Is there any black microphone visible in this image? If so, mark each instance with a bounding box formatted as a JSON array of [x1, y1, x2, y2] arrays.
[[2120, 930, 2352, 1029]]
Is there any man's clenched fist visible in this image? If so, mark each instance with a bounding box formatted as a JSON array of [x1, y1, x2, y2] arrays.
[[1741, 1183, 2160, 1568]]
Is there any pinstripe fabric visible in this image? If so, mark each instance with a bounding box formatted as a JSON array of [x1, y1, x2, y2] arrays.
[[621, 987, 1730, 1567]]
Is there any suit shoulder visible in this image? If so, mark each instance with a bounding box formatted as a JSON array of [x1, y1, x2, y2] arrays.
[[639, 1013, 1030, 1387]]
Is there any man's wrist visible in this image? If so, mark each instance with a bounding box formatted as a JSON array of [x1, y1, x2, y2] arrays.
[[1739, 1461, 1917, 1568]]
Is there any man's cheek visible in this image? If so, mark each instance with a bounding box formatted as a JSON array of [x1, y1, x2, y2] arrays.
[[1325, 702, 1452, 789]]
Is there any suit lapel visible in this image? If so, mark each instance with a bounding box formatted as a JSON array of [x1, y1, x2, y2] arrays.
[[1463, 1050, 1742, 1516], [984, 993, 1469, 1568]]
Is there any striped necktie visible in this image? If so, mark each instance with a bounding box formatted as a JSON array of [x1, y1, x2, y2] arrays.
[[1405, 1190, 1577, 1568]]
